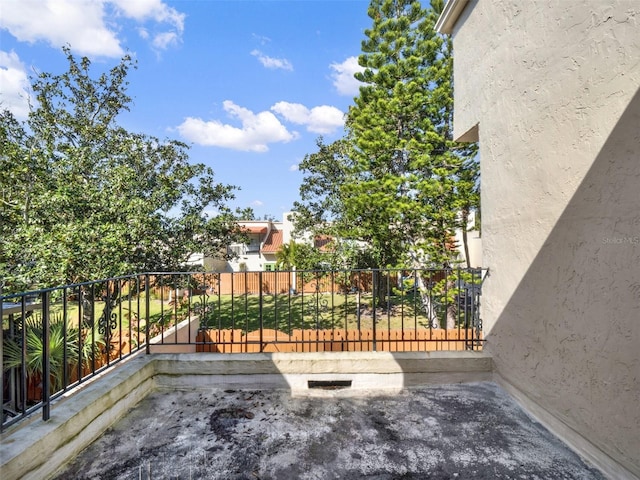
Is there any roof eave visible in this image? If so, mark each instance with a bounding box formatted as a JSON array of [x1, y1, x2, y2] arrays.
[[435, 0, 469, 35]]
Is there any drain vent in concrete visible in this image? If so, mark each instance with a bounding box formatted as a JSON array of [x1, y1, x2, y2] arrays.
[[307, 380, 352, 390]]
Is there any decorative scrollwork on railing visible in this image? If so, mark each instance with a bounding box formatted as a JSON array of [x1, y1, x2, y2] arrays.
[[303, 278, 330, 328], [98, 311, 118, 338], [96, 280, 122, 347], [97, 310, 118, 356]]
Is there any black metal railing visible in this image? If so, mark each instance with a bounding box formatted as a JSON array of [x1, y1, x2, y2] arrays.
[[1, 274, 150, 431], [186, 268, 488, 353], [1, 267, 487, 431]]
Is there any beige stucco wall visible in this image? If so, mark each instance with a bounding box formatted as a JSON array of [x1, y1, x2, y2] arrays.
[[444, 0, 640, 478]]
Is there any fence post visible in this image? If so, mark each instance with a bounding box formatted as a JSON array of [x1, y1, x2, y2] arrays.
[[42, 290, 51, 421]]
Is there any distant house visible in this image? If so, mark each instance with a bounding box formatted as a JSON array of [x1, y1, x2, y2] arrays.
[[195, 210, 480, 273], [224, 213, 341, 272], [226, 220, 284, 272]]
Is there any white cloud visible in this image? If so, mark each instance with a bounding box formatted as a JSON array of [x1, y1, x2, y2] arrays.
[[0, 50, 32, 120], [289, 163, 299, 172], [137, 27, 150, 40], [330, 56, 365, 96], [0, 0, 185, 58], [251, 200, 264, 207], [271, 101, 345, 135], [110, 0, 185, 31], [111, 0, 185, 52], [177, 100, 298, 152], [152, 31, 179, 50], [0, 0, 123, 57], [251, 50, 293, 71]]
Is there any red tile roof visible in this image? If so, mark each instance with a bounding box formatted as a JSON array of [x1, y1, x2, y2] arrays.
[[242, 226, 267, 234], [314, 235, 333, 252], [261, 229, 283, 253]]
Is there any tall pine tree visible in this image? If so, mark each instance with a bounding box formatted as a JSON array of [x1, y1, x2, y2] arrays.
[[347, 0, 477, 268], [296, 0, 478, 267], [294, 0, 479, 317]]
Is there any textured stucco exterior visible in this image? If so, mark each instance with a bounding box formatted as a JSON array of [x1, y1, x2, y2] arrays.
[[440, 0, 640, 478]]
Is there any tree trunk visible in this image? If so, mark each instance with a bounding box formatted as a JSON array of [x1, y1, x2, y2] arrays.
[[446, 304, 457, 330], [445, 278, 457, 329], [461, 208, 471, 269], [373, 270, 389, 312]]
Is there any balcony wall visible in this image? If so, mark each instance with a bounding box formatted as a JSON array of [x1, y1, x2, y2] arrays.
[[441, 1, 640, 478]]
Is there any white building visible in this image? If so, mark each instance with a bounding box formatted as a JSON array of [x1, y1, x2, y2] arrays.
[[223, 210, 481, 272], [226, 219, 285, 272]]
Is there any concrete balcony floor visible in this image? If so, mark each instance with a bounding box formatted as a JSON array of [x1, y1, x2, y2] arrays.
[[53, 381, 604, 480]]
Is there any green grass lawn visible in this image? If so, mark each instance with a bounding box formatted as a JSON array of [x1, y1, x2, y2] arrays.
[[5, 289, 466, 340], [195, 291, 436, 332]]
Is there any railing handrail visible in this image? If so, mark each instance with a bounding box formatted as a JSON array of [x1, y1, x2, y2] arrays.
[[1, 267, 489, 301]]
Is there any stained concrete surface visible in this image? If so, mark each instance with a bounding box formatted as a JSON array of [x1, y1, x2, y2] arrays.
[[53, 382, 604, 479]]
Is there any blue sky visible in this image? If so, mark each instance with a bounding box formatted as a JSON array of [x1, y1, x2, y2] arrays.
[[0, 0, 372, 219]]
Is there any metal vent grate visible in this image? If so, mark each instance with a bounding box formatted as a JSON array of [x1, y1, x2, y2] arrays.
[[307, 380, 352, 390]]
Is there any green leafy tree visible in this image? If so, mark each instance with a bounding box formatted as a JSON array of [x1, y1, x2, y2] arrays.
[[290, 242, 331, 272], [293, 0, 479, 319], [0, 48, 244, 294], [275, 240, 298, 270]]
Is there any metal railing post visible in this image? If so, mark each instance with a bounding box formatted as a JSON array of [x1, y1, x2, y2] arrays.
[[42, 290, 51, 421], [62, 287, 68, 389], [145, 274, 151, 355], [259, 271, 263, 352], [372, 269, 377, 352], [104, 279, 111, 366]]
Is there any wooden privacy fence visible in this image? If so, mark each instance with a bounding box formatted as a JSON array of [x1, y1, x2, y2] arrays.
[[153, 270, 449, 297], [214, 271, 375, 295], [196, 328, 482, 353]]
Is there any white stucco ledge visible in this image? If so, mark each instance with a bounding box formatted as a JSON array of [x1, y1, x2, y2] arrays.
[[0, 350, 492, 480], [435, 0, 470, 34], [153, 351, 493, 393], [455, 123, 479, 143]]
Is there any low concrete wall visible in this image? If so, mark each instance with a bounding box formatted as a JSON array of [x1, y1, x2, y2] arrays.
[[154, 351, 493, 393], [1, 353, 156, 480], [148, 315, 199, 354], [0, 351, 492, 480]]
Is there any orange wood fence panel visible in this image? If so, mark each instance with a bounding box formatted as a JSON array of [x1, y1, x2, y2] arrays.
[[196, 328, 482, 353]]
